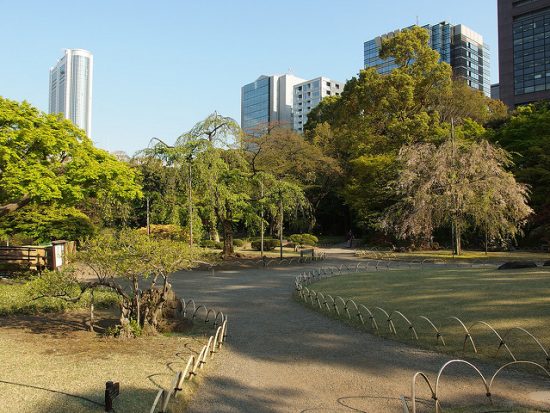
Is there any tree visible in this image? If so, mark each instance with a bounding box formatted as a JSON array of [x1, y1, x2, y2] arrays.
[[489, 103, 550, 245], [382, 138, 532, 255], [245, 128, 341, 232], [0, 97, 142, 235], [304, 26, 508, 235], [76, 230, 196, 336]]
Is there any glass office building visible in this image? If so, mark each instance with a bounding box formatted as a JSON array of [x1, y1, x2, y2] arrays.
[[498, 0, 550, 107], [241, 76, 271, 135], [364, 22, 490, 96], [240, 74, 305, 136], [49, 49, 93, 136]]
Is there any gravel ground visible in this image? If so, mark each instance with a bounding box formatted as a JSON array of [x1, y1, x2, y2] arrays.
[[170, 250, 550, 413]]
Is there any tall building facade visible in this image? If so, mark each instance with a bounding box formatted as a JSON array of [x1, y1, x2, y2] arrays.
[[498, 0, 550, 107], [364, 22, 491, 96], [241, 74, 305, 135], [49, 49, 93, 136], [293, 77, 343, 133]]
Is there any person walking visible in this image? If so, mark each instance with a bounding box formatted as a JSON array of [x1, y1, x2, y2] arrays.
[[347, 230, 354, 248]]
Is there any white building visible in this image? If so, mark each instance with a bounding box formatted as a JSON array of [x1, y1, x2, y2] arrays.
[[241, 74, 305, 135], [293, 77, 343, 133], [49, 49, 93, 136]]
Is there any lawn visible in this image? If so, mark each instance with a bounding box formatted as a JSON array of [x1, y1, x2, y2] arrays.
[[0, 278, 215, 412], [0, 312, 210, 412], [355, 249, 550, 264], [305, 266, 550, 367]]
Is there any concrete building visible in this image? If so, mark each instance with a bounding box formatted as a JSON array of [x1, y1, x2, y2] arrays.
[[364, 22, 491, 96], [293, 77, 343, 133], [498, 0, 550, 107], [49, 49, 93, 136], [241, 74, 305, 135]]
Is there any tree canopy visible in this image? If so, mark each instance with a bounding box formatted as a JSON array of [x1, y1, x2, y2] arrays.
[[0, 97, 142, 241]]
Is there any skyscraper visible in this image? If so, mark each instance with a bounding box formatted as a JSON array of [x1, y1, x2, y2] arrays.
[[498, 0, 550, 107], [241, 74, 305, 135], [364, 22, 491, 97], [49, 49, 93, 136]]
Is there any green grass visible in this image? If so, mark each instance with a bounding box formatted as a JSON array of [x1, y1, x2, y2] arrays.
[[306, 266, 550, 368], [0, 280, 118, 316], [356, 249, 550, 263]]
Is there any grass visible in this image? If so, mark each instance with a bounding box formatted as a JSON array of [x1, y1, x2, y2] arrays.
[[305, 266, 550, 368], [355, 249, 550, 263], [0, 279, 118, 316], [0, 312, 211, 413]]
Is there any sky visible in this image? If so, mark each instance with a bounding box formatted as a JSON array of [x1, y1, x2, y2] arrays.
[[1, 0, 498, 156]]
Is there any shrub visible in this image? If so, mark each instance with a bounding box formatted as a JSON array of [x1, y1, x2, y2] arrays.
[[289, 234, 318, 247], [251, 239, 281, 251], [215, 241, 224, 249], [137, 224, 187, 241], [233, 239, 245, 247], [200, 240, 216, 248]]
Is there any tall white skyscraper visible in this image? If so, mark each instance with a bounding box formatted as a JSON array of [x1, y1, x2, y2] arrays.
[[49, 49, 93, 136]]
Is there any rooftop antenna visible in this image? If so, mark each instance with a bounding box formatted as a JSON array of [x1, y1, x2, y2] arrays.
[[416, 16, 419, 26]]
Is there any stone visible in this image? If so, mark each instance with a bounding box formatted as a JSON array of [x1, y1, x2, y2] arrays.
[[498, 261, 538, 270]]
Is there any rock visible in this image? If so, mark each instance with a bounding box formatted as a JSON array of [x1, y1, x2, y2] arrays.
[[498, 261, 538, 270]]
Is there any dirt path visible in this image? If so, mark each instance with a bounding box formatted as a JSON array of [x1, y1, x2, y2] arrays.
[[170, 251, 550, 412]]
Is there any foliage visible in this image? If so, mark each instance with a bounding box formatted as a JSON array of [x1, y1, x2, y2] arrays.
[[304, 26, 507, 233], [0, 97, 142, 238], [136, 224, 188, 241], [288, 233, 319, 247], [0, 273, 118, 316], [251, 239, 281, 251], [232, 238, 245, 247], [246, 128, 340, 233], [490, 103, 550, 242], [46, 229, 199, 336], [382, 138, 532, 254], [200, 240, 223, 249], [0, 204, 95, 243]]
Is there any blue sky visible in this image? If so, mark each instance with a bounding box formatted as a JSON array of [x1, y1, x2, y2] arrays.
[[1, 0, 498, 155]]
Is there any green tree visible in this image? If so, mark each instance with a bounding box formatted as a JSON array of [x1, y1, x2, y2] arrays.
[[490, 103, 550, 245], [0, 97, 142, 237], [305, 26, 507, 235]]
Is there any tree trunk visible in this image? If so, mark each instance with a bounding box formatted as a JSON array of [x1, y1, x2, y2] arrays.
[[89, 288, 95, 332], [454, 225, 462, 256], [222, 219, 234, 257], [279, 197, 284, 259]]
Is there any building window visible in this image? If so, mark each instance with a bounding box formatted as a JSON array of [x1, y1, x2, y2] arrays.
[[326, 81, 331, 87]]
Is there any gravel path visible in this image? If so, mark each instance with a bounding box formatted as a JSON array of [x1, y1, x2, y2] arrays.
[[170, 251, 550, 413]]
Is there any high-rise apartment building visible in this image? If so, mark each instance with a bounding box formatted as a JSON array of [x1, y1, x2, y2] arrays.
[[293, 77, 343, 133], [241, 74, 305, 135], [49, 49, 93, 136], [498, 0, 550, 107], [364, 22, 491, 96]]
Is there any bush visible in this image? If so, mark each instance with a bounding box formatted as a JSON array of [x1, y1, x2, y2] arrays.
[[233, 239, 245, 247], [215, 241, 224, 249], [137, 224, 187, 241], [200, 240, 216, 248], [251, 239, 281, 251], [289, 234, 318, 247]]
